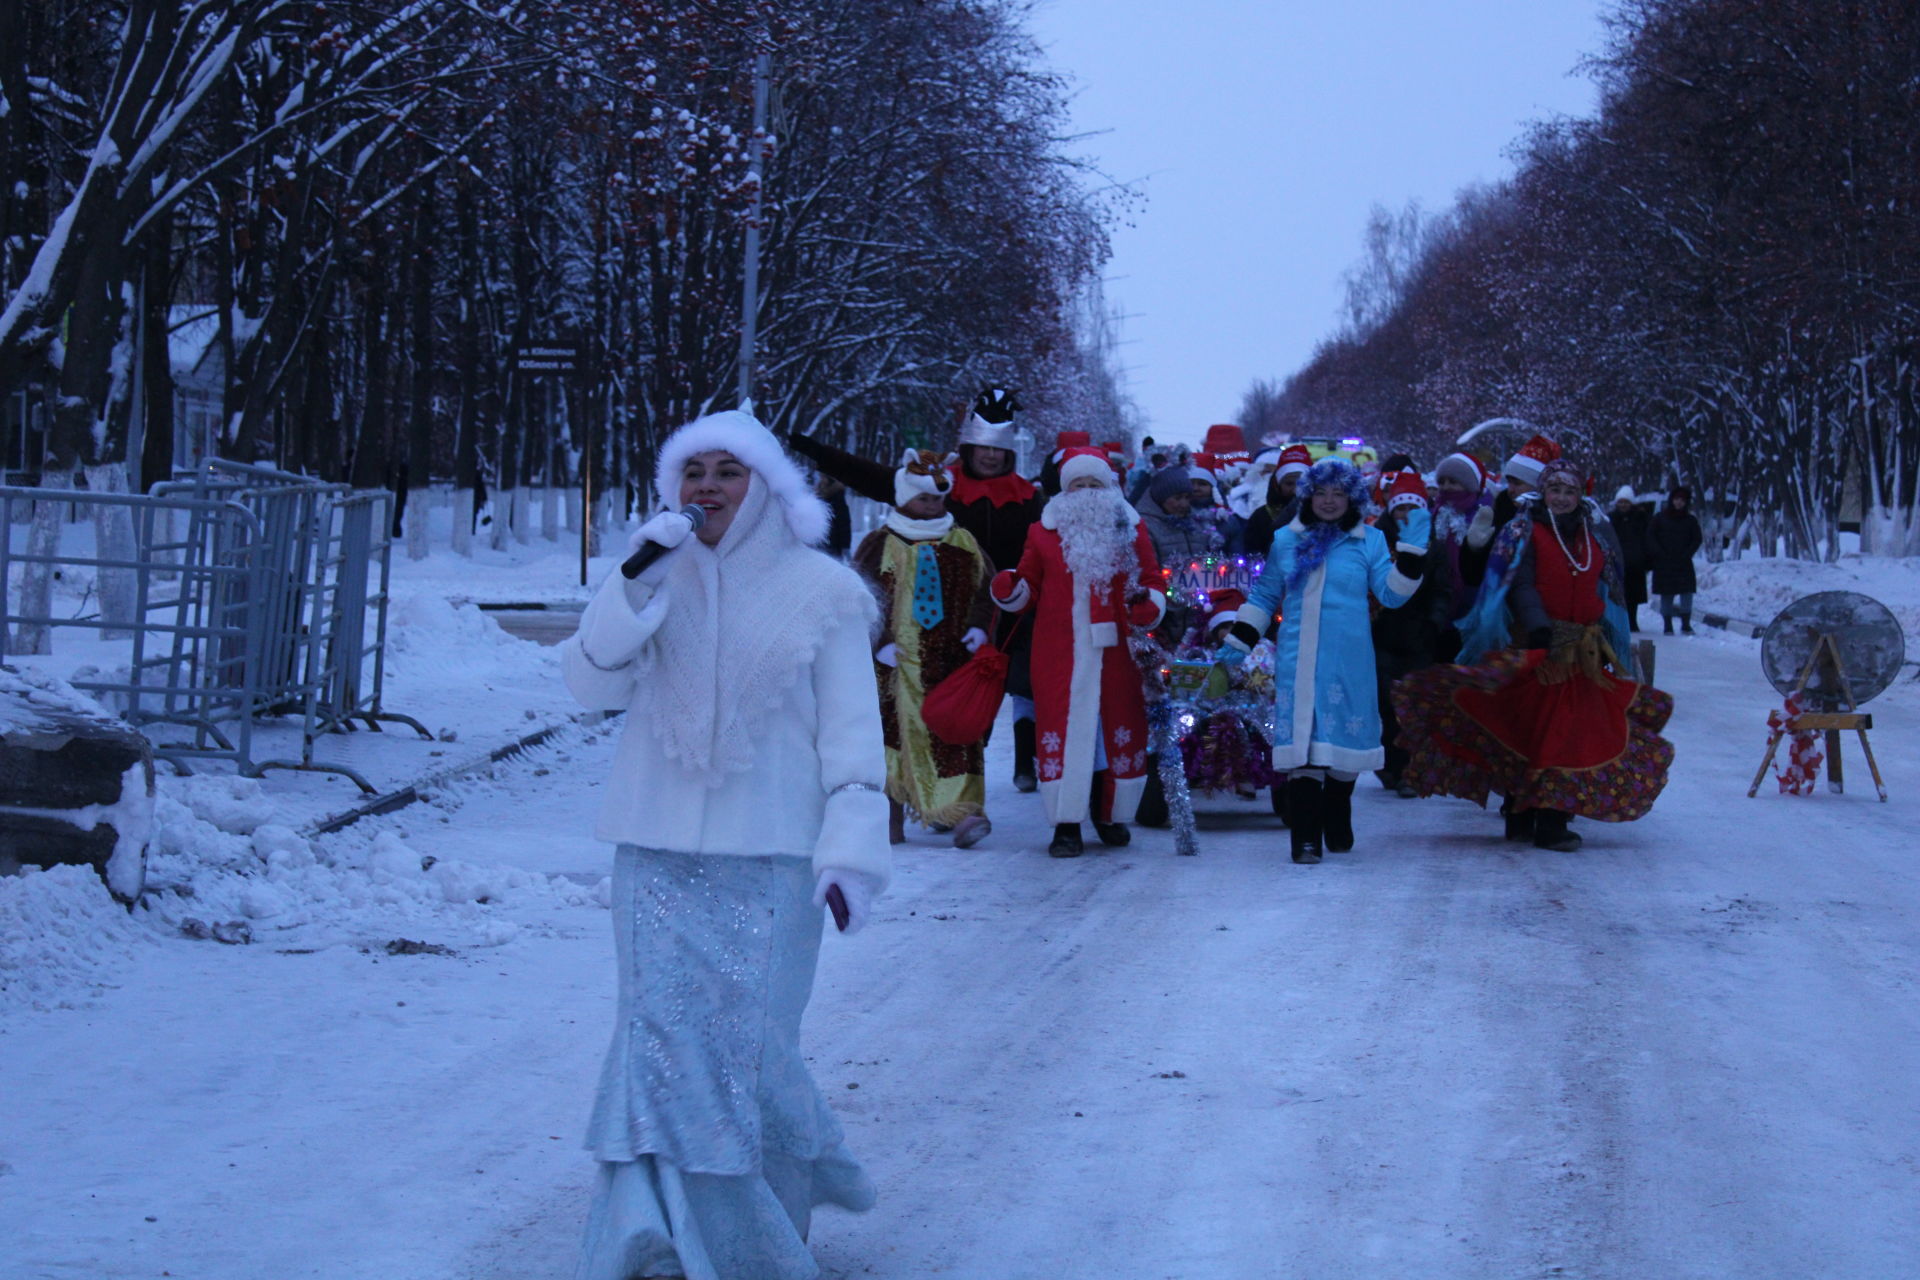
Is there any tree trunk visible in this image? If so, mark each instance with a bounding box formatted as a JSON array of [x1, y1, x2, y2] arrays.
[[406, 194, 435, 560], [83, 462, 138, 638], [11, 468, 73, 655]]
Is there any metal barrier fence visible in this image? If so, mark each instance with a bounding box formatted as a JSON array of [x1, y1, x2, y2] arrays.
[[2, 463, 428, 791]]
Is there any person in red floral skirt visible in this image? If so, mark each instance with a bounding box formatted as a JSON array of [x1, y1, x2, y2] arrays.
[[991, 447, 1166, 857], [1392, 457, 1675, 851]]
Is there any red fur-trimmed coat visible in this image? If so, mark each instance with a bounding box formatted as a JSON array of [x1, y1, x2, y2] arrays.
[[992, 517, 1165, 826]]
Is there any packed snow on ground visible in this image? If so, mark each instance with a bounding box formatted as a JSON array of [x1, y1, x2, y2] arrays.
[[3, 541, 1919, 1278]]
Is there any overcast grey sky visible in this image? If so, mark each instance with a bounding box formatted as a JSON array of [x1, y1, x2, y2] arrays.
[[1027, 0, 1610, 447]]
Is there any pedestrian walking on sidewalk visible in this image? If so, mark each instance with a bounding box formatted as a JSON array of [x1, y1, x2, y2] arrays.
[[1208, 457, 1429, 863], [561, 410, 890, 1280], [852, 449, 997, 849], [1649, 486, 1702, 634], [992, 447, 1166, 858], [1393, 458, 1675, 852], [1610, 485, 1652, 632]]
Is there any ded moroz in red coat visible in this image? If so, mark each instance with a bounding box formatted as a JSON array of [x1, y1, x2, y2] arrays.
[[991, 496, 1166, 826]]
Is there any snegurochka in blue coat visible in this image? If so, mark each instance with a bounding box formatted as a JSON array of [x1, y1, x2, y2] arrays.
[[1209, 457, 1429, 864]]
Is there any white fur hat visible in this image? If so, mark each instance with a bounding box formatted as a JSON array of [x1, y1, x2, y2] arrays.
[[653, 410, 830, 546], [1057, 447, 1115, 489]]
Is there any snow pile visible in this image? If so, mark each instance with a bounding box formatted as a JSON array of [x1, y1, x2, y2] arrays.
[[1697, 554, 1920, 643], [0, 865, 144, 1012], [387, 592, 525, 656], [139, 775, 600, 952]]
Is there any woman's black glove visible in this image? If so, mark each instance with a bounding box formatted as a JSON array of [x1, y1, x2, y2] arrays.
[[1526, 626, 1552, 651], [1394, 551, 1427, 580]]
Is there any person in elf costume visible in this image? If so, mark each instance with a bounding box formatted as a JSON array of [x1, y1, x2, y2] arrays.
[[1392, 457, 1675, 852], [992, 447, 1167, 858], [852, 450, 997, 849], [786, 388, 1047, 791]]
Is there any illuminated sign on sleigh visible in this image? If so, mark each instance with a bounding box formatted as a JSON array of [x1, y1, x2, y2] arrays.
[[1164, 555, 1264, 608]]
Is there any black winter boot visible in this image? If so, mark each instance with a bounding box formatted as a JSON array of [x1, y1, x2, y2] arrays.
[[1681, 615, 1695, 635], [1501, 797, 1534, 842], [1089, 769, 1130, 846], [1532, 809, 1582, 852], [1323, 777, 1356, 852], [1012, 718, 1038, 793], [1285, 775, 1324, 864], [1048, 823, 1084, 858]]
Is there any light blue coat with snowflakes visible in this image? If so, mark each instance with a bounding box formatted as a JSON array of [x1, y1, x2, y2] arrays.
[[1238, 519, 1420, 773]]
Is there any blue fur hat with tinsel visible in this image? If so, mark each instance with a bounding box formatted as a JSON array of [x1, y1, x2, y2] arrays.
[[1301, 457, 1369, 507]]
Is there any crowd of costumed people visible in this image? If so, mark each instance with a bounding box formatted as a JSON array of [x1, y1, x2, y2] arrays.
[[558, 400, 1682, 1279]]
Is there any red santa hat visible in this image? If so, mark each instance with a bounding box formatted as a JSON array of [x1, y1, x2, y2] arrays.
[[1057, 446, 1117, 489], [1050, 430, 1093, 465], [1502, 434, 1561, 487], [1385, 469, 1429, 512], [1201, 423, 1249, 464], [1207, 588, 1247, 634], [1273, 443, 1313, 485], [1436, 451, 1487, 492]]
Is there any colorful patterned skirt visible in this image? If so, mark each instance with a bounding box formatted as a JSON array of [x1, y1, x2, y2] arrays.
[[1391, 648, 1674, 820]]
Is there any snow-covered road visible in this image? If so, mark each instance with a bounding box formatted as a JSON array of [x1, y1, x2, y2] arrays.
[[5, 630, 1917, 1279]]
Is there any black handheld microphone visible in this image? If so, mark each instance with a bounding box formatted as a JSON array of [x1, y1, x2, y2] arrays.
[[620, 504, 708, 579]]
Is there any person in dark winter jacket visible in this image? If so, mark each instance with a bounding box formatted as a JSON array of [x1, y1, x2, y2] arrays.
[[1137, 465, 1218, 565], [1241, 444, 1311, 558], [1138, 464, 1216, 644], [1647, 487, 1703, 634], [1610, 485, 1652, 631], [1373, 472, 1449, 796]]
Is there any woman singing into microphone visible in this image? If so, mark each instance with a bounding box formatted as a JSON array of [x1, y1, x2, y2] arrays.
[[561, 410, 890, 1280]]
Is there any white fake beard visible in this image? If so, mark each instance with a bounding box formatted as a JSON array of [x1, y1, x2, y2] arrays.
[[1050, 487, 1137, 585]]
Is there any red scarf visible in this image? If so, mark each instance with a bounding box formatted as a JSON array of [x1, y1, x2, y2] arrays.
[[947, 463, 1035, 508]]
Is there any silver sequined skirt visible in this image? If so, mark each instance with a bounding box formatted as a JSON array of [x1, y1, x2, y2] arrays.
[[584, 846, 867, 1179]]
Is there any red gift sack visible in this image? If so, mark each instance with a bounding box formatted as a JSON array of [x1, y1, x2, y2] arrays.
[[920, 642, 1010, 744]]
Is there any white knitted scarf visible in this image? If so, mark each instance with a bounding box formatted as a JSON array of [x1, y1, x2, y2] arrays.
[[640, 475, 876, 782]]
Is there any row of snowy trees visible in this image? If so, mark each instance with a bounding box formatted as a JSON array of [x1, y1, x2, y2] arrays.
[[2, 0, 1123, 560], [1246, 0, 1920, 559]]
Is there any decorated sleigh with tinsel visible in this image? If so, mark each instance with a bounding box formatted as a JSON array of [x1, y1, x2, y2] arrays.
[[1128, 627, 1285, 856]]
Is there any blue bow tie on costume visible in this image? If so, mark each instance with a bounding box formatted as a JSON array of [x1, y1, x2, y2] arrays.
[[912, 542, 945, 630]]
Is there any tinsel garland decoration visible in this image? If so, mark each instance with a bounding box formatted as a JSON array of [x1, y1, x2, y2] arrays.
[[1180, 710, 1275, 794], [1149, 699, 1200, 856], [1766, 693, 1825, 795], [1130, 626, 1285, 857]]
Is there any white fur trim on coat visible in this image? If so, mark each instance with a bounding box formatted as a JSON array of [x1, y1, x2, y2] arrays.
[[1040, 579, 1106, 826], [959, 414, 1017, 450], [654, 410, 831, 547], [992, 576, 1032, 612]]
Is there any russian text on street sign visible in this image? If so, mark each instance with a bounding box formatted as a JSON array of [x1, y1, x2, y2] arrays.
[[515, 341, 581, 374]]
